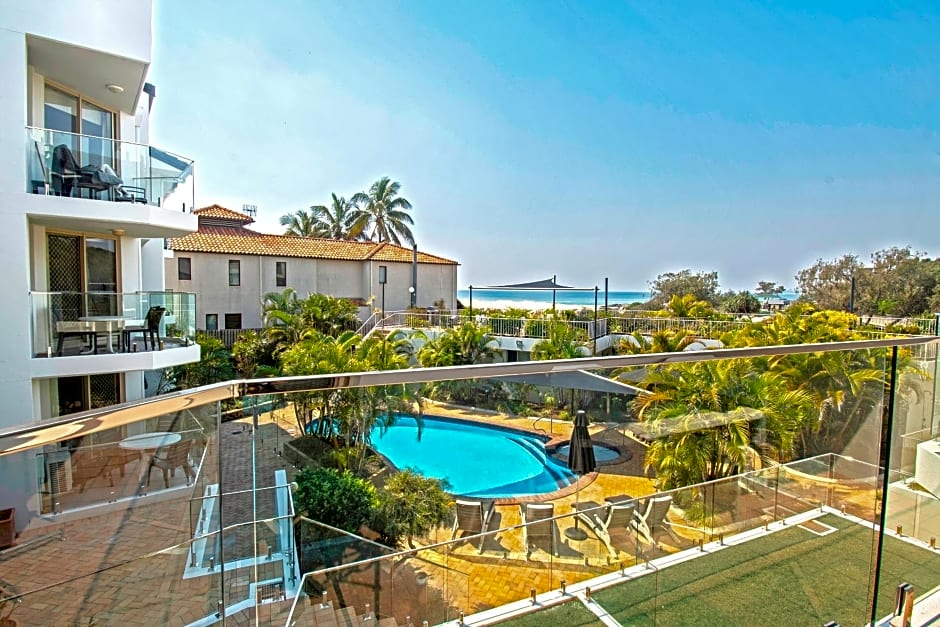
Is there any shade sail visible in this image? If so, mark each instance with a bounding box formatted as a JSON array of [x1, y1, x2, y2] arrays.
[[484, 278, 575, 290]]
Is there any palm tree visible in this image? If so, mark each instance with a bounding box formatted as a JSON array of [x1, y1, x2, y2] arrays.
[[279, 209, 320, 237], [351, 177, 415, 246], [635, 359, 812, 490], [309, 193, 368, 240]]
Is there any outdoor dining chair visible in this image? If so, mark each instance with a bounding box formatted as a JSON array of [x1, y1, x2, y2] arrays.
[[147, 440, 195, 489], [122, 306, 165, 351]]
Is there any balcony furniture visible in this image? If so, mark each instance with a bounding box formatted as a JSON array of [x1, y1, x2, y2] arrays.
[[122, 306, 165, 351], [520, 502, 558, 557], [0, 508, 13, 549], [70, 448, 116, 494], [78, 316, 134, 353], [147, 440, 196, 489], [50, 144, 82, 197], [452, 499, 496, 553], [119, 432, 182, 490], [54, 319, 97, 356], [114, 185, 147, 204], [575, 496, 638, 559], [634, 495, 681, 546], [32, 139, 50, 195]]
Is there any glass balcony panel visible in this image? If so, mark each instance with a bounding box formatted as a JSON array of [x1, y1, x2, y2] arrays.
[[30, 291, 197, 358], [2, 337, 938, 624], [25, 126, 194, 209], [1, 403, 220, 625]]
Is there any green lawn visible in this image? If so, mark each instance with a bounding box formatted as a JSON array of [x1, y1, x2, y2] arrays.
[[497, 600, 602, 626], [590, 515, 940, 626]]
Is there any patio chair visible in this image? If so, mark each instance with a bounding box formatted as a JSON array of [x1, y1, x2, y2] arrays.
[[452, 499, 496, 553], [122, 306, 165, 351], [50, 144, 82, 197], [147, 440, 195, 488], [521, 503, 558, 557], [575, 496, 638, 559], [634, 495, 681, 546], [53, 308, 96, 356], [70, 448, 115, 493]]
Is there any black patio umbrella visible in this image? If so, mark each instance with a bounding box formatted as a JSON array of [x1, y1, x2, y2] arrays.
[[566, 410, 596, 540]]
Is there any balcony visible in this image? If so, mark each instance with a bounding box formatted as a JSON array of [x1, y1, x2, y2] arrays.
[[23, 127, 198, 238], [29, 291, 199, 376], [0, 336, 937, 625]]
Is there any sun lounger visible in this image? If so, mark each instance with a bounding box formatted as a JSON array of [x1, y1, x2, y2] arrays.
[[575, 496, 638, 558], [521, 502, 558, 557], [634, 494, 681, 546], [452, 499, 496, 553]]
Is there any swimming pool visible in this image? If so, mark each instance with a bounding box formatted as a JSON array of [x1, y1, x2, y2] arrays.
[[370, 416, 576, 498]]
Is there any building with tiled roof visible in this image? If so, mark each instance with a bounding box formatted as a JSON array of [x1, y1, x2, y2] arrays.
[[165, 205, 458, 330]]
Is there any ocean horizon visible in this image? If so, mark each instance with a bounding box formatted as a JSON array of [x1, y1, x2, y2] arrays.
[[456, 288, 800, 310]]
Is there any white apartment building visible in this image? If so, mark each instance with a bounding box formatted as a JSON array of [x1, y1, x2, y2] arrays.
[[0, 0, 200, 529], [165, 205, 459, 331]]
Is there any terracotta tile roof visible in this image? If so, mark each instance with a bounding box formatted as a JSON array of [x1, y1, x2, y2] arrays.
[[169, 225, 457, 265], [192, 204, 255, 224]]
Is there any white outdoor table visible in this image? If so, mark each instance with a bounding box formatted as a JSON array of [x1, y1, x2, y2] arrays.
[[79, 316, 145, 353], [119, 431, 182, 488]]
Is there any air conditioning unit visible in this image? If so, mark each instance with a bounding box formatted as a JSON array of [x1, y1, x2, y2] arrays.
[[45, 450, 73, 495]]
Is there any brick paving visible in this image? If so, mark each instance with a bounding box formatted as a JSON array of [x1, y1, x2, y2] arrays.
[[0, 402, 859, 627]]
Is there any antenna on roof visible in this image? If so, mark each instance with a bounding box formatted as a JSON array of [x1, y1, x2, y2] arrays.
[[242, 203, 257, 218]]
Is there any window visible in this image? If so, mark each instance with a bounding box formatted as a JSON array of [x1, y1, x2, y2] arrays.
[[178, 257, 192, 281], [205, 314, 218, 331], [276, 261, 287, 287], [228, 260, 240, 286], [224, 313, 242, 330], [44, 84, 116, 168]]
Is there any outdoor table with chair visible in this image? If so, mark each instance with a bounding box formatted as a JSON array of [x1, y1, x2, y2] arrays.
[[118, 431, 184, 492]]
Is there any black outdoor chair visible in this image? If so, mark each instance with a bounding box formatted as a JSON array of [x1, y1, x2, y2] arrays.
[[50, 144, 82, 197], [122, 306, 165, 351]]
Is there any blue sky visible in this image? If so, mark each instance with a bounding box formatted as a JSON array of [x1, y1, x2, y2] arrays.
[[149, 0, 939, 291]]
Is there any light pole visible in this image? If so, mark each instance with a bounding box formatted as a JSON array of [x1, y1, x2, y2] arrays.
[[378, 265, 387, 326], [408, 286, 416, 309]]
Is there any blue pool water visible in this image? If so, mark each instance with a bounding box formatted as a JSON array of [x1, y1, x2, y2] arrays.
[[554, 443, 620, 463], [370, 416, 576, 498]]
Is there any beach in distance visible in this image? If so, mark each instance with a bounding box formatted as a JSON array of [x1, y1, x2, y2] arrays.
[[456, 289, 800, 311]]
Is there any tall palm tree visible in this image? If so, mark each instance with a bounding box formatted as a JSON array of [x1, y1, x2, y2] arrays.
[[279, 209, 320, 237], [309, 193, 367, 240], [351, 177, 415, 246]]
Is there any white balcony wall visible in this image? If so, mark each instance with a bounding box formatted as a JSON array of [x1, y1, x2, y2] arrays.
[[0, 0, 152, 65]]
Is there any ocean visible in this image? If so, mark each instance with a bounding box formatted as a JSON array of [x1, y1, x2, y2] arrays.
[[456, 289, 801, 310], [457, 288, 650, 310]]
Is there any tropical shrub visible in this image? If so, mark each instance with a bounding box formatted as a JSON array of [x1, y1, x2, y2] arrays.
[[371, 470, 452, 547], [293, 467, 376, 533]]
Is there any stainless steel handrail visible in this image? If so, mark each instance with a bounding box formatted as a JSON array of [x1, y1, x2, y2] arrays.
[[0, 336, 935, 455], [26, 125, 194, 163]]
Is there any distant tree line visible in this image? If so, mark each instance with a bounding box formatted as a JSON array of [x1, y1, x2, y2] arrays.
[[640, 246, 938, 319]]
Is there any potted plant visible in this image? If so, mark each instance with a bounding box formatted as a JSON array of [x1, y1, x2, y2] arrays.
[[0, 509, 13, 550]]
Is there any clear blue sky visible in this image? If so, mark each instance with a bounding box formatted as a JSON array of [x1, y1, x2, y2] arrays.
[[149, 0, 939, 292]]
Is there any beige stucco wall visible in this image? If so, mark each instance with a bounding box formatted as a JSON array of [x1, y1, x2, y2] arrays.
[[166, 251, 457, 328]]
